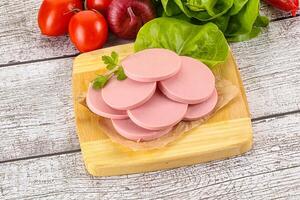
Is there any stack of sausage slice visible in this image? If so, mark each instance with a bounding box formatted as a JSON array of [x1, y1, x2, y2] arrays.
[[87, 49, 218, 142]]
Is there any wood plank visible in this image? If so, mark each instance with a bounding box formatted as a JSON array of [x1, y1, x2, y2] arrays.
[[0, 1, 296, 65], [231, 16, 300, 118], [1, 17, 300, 161], [0, 58, 79, 161], [154, 167, 300, 200], [0, 113, 299, 199]]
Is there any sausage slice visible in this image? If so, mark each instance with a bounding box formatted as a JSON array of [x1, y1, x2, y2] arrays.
[[102, 77, 156, 110], [86, 85, 128, 119], [112, 118, 172, 142], [184, 89, 218, 121], [159, 56, 215, 104], [122, 48, 181, 82], [128, 91, 188, 130]]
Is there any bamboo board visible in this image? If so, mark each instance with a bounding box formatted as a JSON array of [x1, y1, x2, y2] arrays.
[[72, 43, 253, 176]]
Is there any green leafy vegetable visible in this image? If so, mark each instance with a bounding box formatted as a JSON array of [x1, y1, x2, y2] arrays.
[[173, 0, 234, 21], [134, 17, 229, 68], [157, 0, 268, 42], [229, 0, 248, 15], [161, 0, 181, 16], [92, 51, 127, 89]]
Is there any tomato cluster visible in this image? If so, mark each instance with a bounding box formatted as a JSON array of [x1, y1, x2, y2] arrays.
[[38, 0, 111, 52]]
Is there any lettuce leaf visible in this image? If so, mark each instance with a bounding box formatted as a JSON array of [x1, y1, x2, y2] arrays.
[[161, 0, 181, 16], [229, 0, 248, 15], [158, 0, 269, 42], [134, 18, 229, 68], [172, 0, 234, 21]]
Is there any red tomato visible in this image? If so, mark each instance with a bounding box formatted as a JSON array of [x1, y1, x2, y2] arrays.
[[86, 0, 112, 15], [69, 10, 108, 52], [38, 0, 83, 36]]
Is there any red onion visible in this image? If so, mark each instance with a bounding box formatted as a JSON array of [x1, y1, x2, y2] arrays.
[[107, 0, 156, 39]]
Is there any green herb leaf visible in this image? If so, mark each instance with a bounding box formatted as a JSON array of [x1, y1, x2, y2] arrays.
[[106, 63, 115, 70], [92, 52, 127, 89], [111, 51, 119, 64], [92, 75, 109, 89], [102, 51, 119, 70], [114, 66, 127, 80], [102, 55, 113, 65]]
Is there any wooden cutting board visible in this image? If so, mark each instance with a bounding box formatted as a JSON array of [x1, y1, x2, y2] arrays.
[[72, 43, 253, 176]]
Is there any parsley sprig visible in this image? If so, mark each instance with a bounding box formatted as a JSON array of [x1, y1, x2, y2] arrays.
[[92, 51, 127, 89]]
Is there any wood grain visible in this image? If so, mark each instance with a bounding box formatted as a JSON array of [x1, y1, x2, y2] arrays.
[[231, 17, 300, 118], [0, 58, 79, 161], [1, 17, 300, 162], [0, 1, 296, 66], [0, 113, 299, 199]]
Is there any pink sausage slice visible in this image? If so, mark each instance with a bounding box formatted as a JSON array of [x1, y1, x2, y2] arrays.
[[122, 48, 181, 82], [128, 91, 188, 130], [86, 85, 128, 119], [112, 118, 172, 142], [102, 77, 156, 110], [184, 89, 218, 121], [159, 56, 215, 104]]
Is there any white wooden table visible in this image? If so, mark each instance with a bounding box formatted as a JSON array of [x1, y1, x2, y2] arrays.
[[0, 1, 299, 199]]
